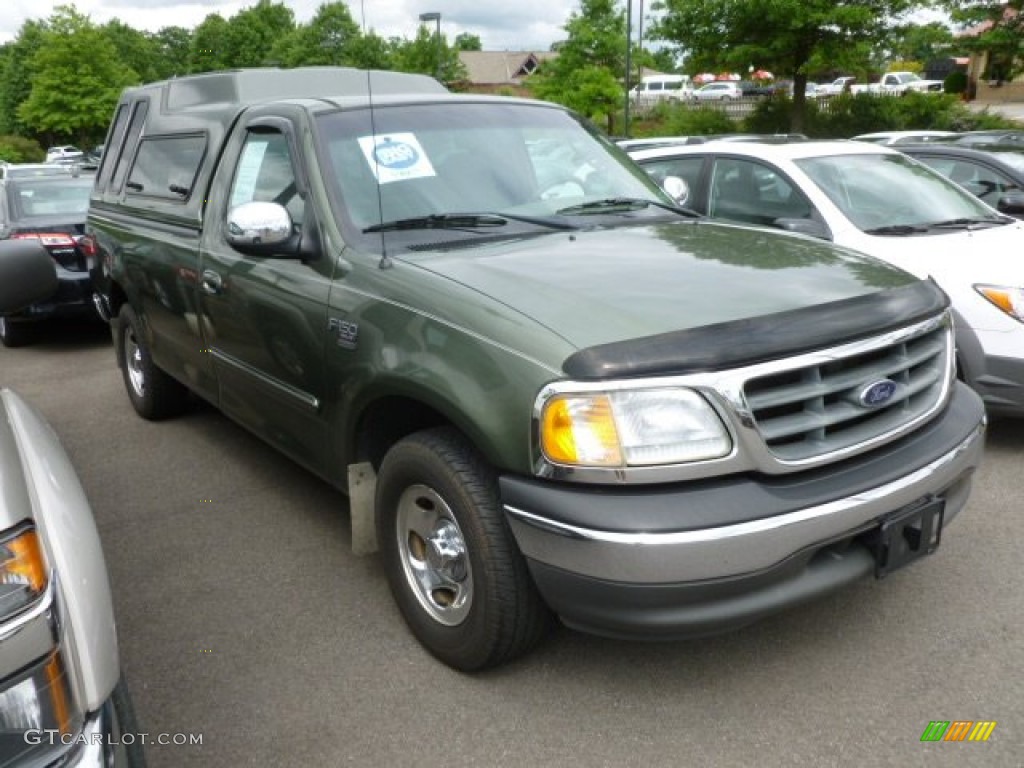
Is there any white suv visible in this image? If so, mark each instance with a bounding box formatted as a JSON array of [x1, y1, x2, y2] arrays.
[[45, 145, 84, 164]]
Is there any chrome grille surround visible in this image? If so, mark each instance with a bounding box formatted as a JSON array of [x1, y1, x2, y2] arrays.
[[533, 311, 954, 484]]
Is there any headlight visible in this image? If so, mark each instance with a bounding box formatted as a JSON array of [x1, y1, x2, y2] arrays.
[[540, 387, 731, 468], [975, 284, 1024, 323], [0, 526, 48, 622]]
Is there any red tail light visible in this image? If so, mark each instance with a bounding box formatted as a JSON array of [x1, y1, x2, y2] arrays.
[[77, 234, 98, 257], [11, 233, 77, 248]]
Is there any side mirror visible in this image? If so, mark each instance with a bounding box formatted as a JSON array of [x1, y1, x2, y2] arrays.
[[0, 241, 58, 314], [773, 217, 830, 239], [661, 176, 690, 206], [226, 201, 299, 257], [996, 192, 1024, 216]]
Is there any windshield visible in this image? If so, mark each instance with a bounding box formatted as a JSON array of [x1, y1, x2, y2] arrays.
[[315, 101, 668, 248], [8, 178, 93, 219], [795, 152, 1002, 231]]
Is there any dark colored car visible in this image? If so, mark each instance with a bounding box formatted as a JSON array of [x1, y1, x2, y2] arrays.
[[898, 143, 1024, 218], [951, 130, 1024, 148], [0, 174, 97, 346]]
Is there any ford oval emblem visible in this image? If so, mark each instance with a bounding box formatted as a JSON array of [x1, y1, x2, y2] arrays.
[[858, 379, 898, 408]]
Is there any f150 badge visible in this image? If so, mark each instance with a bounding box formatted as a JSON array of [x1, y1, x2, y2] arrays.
[[328, 317, 359, 349]]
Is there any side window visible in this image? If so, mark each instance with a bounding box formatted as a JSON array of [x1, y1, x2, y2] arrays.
[[126, 135, 206, 201], [112, 101, 149, 194], [641, 157, 704, 199], [709, 158, 814, 225], [95, 104, 128, 187], [924, 158, 1017, 207], [228, 131, 303, 226]]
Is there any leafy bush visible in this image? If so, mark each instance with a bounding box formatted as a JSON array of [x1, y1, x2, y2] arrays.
[[944, 70, 968, 95], [660, 104, 736, 136], [743, 96, 811, 134], [741, 91, 1022, 139], [0, 135, 44, 163]]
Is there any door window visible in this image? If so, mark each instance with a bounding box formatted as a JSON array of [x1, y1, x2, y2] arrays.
[[229, 132, 303, 226]]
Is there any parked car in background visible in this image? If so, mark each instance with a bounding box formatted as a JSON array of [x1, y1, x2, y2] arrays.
[[628, 139, 1024, 416], [877, 71, 945, 94], [951, 130, 1024, 148], [693, 81, 742, 101], [817, 76, 857, 96], [0, 163, 89, 180], [738, 80, 775, 98], [0, 173, 97, 346], [853, 130, 960, 146], [0, 240, 140, 767], [629, 75, 693, 109], [44, 146, 84, 164], [897, 143, 1024, 219]]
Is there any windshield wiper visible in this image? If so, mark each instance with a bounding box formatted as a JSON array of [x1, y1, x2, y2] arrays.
[[862, 224, 929, 236], [364, 213, 508, 233], [922, 216, 1009, 230], [556, 197, 701, 218], [363, 212, 576, 234]]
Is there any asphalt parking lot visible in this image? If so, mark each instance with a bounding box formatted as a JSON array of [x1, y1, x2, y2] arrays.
[[2, 321, 1021, 767]]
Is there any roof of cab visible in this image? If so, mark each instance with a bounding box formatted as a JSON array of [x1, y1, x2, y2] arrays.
[[124, 67, 447, 116]]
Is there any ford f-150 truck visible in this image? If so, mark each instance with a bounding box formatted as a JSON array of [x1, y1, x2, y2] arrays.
[[86, 67, 985, 671]]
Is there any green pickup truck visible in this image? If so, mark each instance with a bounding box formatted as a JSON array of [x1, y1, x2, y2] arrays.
[[87, 68, 985, 671]]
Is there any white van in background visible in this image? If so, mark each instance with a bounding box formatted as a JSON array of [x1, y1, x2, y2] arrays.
[[629, 74, 693, 109]]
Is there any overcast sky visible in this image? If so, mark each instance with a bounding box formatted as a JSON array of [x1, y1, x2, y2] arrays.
[[0, 0, 589, 50]]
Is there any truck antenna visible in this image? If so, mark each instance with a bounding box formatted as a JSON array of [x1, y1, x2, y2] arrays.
[[360, 0, 393, 269]]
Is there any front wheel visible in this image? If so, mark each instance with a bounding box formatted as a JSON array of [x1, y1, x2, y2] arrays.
[[116, 304, 189, 420], [376, 427, 550, 671]]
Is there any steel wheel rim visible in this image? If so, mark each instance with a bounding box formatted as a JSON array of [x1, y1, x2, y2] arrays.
[[123, 325, 146, 398], [395, 483, 473, 626]]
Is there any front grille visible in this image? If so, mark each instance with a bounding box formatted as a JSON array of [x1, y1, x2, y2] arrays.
[[743, 320, 950, 462]]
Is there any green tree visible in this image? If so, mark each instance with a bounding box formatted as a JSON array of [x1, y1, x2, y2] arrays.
[[454, 33, 483, 51], [102, 20, 160, 84], [529, 0, 627, 133], [270, 2, 362, 67], [889, 21, 959, 64], [189, 14, 230, 73], [392, 26, 464, 83], [151, 26, 193, 80], [222, 0, 296, 67], [17, 6, 137, 145], [0, 20, 49, 135], [345, 31, 395, 70], [651, 0, 932, 132], [940, 0, 1024, 82]]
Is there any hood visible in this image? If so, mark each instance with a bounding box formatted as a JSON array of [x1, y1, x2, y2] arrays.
[[848, 219, 1024, 286], [402, 221, 917, 351]]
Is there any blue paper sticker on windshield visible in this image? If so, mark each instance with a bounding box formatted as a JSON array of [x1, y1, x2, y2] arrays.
[[358, 133, 436, 184]]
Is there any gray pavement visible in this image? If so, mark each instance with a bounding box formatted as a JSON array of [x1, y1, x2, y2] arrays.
[[1, 323, 1021, 768], [967, 99, 1024, 123]]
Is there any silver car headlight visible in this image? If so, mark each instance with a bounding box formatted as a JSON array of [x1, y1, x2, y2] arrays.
[[0, 526, 47, 622], [538, 386, 731, 468]]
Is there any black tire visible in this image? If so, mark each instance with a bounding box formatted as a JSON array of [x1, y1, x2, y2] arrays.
[[116, 304, 189, 420], [0, 316, 33, 348], [376, 427, 551, 671]]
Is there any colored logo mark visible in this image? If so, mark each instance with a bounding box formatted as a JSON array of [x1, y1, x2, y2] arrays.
[[920, 720, 997, 742]]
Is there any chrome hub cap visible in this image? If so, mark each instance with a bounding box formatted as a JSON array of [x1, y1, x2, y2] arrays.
[[396, 484, 472, 626], [124, 328, 145, 397]]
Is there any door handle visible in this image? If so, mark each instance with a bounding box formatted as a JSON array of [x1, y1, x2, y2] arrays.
[[201, 269, 223, 295]]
